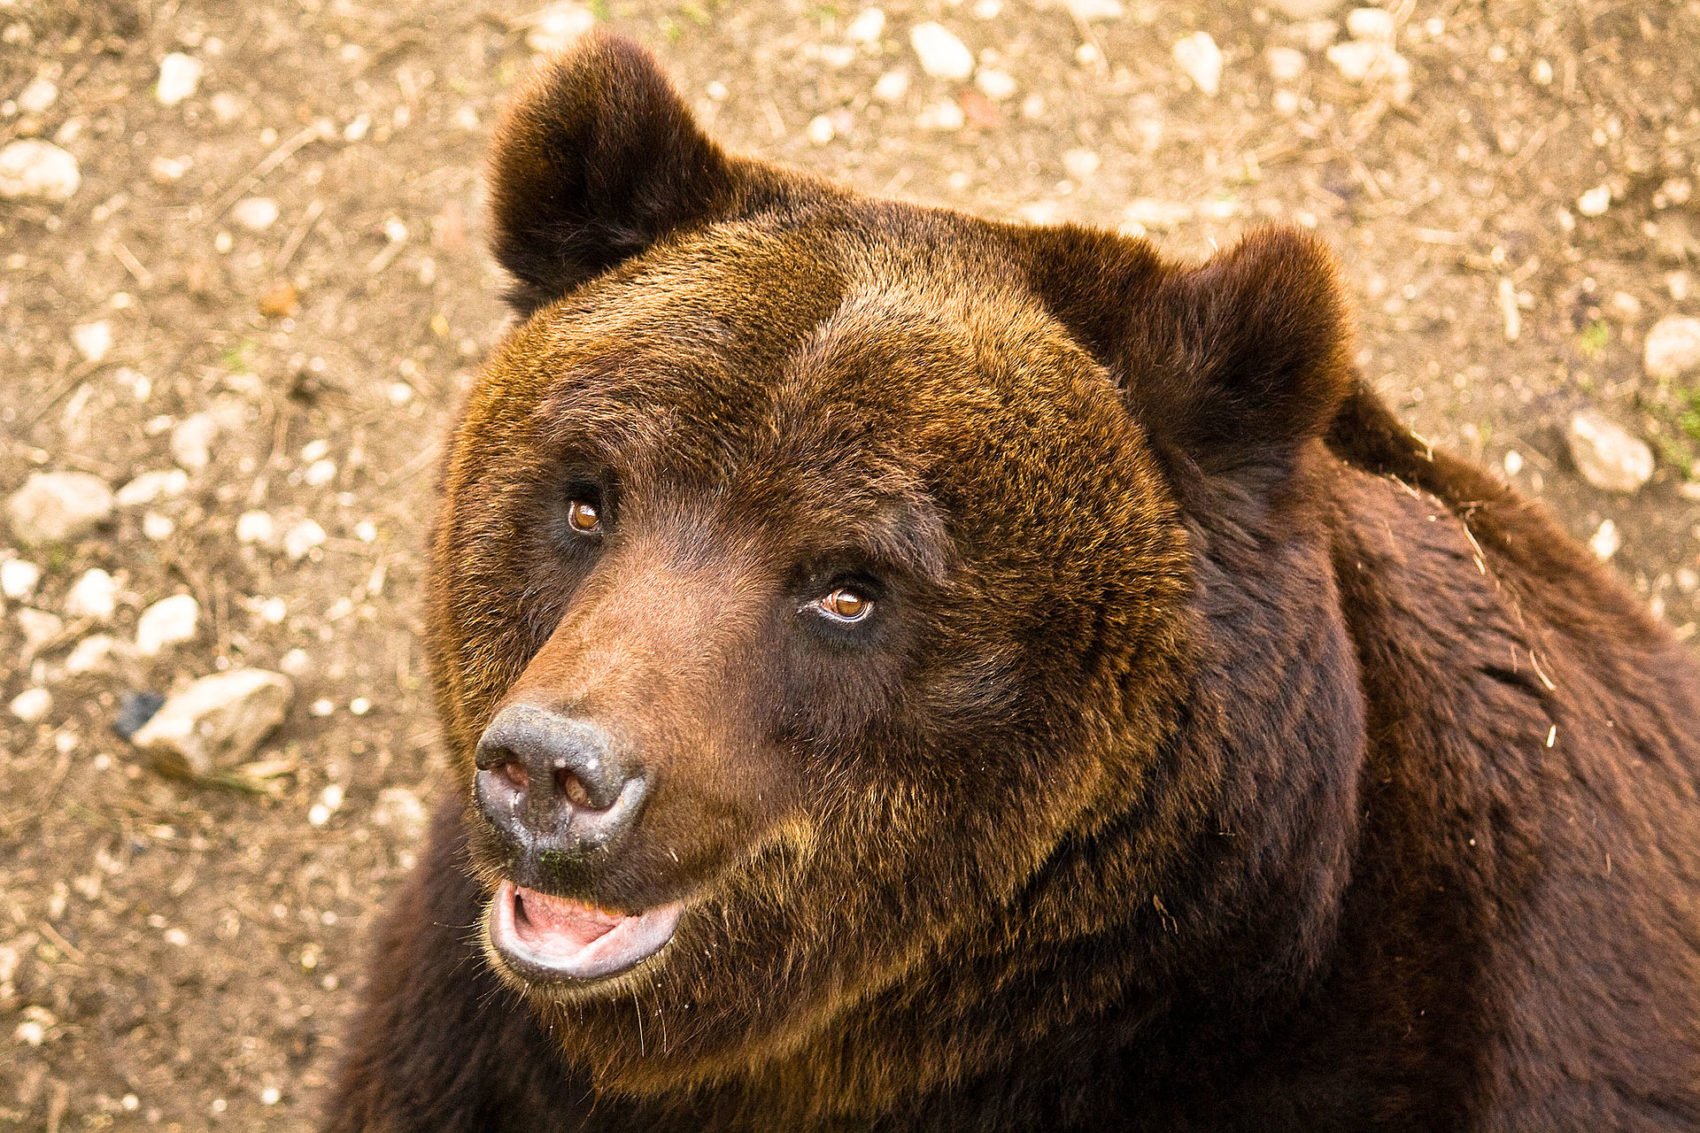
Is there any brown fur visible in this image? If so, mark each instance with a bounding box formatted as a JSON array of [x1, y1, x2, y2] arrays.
[[326, 34, 1700, 1132]]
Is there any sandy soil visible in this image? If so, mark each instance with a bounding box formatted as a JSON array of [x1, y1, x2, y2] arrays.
[[2, 0, 1698, 1129]]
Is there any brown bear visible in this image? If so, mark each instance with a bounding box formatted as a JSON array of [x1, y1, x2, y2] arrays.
[[325, 32, 1700, 1132]]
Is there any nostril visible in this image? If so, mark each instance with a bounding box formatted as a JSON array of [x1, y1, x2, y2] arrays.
[[558, 767, 595, 810], [500, 761, 529, 792]]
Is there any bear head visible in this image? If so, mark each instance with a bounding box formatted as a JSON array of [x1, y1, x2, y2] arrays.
[[427, 32, 1363, 1109]]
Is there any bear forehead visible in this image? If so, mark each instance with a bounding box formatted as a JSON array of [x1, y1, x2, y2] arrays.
[[487, 207, 1149, 507]]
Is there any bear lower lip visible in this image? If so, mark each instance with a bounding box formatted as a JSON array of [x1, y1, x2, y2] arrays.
[[489, 879, 681, 982]]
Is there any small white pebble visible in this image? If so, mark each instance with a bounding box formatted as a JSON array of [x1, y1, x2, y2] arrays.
[[1589, 518, 1621, 561], [1266, 46, 1308, 83], [280, 648, 312, 677], [845, 8, 886, 44], [237, 510, 276, 546], [163, 927, 189, 947], [260, 1087, 281, 1106], [910, 22, 975, 81], [135, 593, 200, 656], [1063, 148, 1101, 180], [872, 69, 911, 103], [523, 2, 596, 53], [915, 99, 966, 131], [806, 114, 836, 145], [1345, 7, 1394, 42], [142, 512, 176, 541], [311, 698, 335, 717], [0, 139, 81, 203], [71, 320, 112, 364], [65, 633, 116, 675], [116, 468, 189, 508], [974, 67, 1017, 101], [170, 412, 220, 471], [1577, 184, 1612, 217], [64, 568, 118, 619], [349, 696, 372, 716], [284, 518, 327, 562], [231, 196, 279, 232], [9, 687, 51, 724], [1172, 32, 1223, 97], [149, 155, 190, 183], [0, 559, 42, 600], [17, 77, 58, 115], [156, 53, 204, 107], [1503, 450, 1523, 475], [303, 459, 337, 487], [353, 520, 378, 543]]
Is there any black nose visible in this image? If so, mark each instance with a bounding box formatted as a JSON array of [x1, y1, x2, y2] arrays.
[[473, 704, 647, 856]]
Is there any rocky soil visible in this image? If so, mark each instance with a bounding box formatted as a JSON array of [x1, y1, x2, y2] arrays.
[[3, 0, 1699, 1129]]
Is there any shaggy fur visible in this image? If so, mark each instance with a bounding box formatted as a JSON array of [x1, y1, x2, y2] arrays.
[[326, 33, 1700, 1132]]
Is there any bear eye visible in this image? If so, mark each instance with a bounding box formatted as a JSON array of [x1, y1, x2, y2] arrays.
[[814, 586, 872, 623], [565, 497, 602, 535]]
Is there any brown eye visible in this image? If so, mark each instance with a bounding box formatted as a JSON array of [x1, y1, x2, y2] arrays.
[[817, 587, 871, 623], [566, 498, 601, 535]]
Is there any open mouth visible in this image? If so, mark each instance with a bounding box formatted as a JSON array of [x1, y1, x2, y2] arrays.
[[488, 879, 682, 983]]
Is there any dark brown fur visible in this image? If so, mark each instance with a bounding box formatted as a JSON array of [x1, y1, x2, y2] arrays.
[[326, 34, 1700, 1132]]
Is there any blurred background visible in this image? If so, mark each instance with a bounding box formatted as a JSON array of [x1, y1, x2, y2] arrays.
[[2, 0, 1698, 1128]]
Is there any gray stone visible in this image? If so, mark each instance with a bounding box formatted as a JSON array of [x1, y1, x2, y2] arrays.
[[6, 471, 114, 545], [1566, 410, 1654, 494], [130, 668, 295, 778]]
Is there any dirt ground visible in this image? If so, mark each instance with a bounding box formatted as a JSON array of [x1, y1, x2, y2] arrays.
[[2, 0, 1698, 1128]]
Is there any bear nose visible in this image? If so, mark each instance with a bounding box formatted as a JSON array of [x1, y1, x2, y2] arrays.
[[472, 704, 648, 856]]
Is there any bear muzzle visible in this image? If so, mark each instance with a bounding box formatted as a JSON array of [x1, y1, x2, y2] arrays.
[[474, 703, 683, 981]]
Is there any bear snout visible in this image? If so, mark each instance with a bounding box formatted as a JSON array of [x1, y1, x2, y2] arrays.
[[473, 702, 649, 860]]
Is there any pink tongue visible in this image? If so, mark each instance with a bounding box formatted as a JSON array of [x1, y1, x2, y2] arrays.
[[513, 887, 627, 955]]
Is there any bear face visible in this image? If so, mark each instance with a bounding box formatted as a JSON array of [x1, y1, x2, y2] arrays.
[[423, 33, 1367, 1102]]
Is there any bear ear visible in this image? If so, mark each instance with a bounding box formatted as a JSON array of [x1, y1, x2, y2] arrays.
[[1126, 227, 1355, 483], [486, 32, 773, 314], [1029, 225, 1355, 486]]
